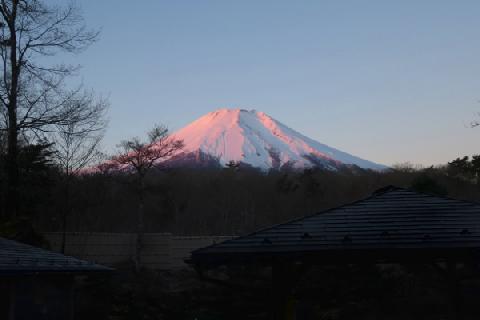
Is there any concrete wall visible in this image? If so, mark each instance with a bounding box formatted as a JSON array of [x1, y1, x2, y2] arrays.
[[44, 232, 233, 269]]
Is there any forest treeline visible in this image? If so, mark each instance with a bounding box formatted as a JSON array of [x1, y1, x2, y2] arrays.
[[3, 141, 480, 236], [0, 0, 478, 241]]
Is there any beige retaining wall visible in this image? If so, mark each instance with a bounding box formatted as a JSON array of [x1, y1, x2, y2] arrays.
[[44, 232, 233, 269]]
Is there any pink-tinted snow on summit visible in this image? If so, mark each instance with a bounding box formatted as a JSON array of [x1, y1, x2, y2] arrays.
[[172, 109, 385, 170]]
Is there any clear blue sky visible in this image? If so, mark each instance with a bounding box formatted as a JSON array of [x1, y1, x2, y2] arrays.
[[67, 1, 480, 166]]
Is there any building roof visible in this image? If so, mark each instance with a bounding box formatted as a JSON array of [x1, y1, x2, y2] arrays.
[[0, 237, 112, 275], [191, 186, 480, 265]]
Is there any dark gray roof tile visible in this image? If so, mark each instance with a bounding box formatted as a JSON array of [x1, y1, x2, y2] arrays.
[[191, 186, 480, 264], [0, 237, 112, 274]]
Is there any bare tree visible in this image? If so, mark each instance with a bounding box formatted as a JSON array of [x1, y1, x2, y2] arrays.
[[111, 125, 184, 271], [52, 94, 108, 253], [53, 95, 107, 176], [0, 0, 98, 218]]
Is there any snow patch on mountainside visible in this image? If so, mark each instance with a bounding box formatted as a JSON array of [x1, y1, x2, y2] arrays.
[[171, 109, 385, 170]]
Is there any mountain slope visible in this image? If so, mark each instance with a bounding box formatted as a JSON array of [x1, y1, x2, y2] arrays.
[[170, 109, 385, 170]]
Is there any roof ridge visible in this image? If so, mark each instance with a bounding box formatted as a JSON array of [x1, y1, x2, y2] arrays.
[[191, 185, 480, 257], [190, 185, 480, 265], [0, 237, 112, 273], [191, 186, 391, 256], [372, 185, 406, 195], [375, 185, 480, 206]]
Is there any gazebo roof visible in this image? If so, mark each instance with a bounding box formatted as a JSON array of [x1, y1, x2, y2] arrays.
[[191, 186, 480, 266], [0, 237, 112, 275]]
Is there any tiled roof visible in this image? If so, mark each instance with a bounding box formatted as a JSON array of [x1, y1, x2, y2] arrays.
[[191, 186, 480, 265], [0, 237, 112, 274]]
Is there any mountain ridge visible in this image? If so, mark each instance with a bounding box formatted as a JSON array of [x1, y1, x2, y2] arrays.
[[168, 108, 385, 171]]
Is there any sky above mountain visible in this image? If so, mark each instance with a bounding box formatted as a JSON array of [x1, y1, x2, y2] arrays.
[[60, 1, 480, 166]]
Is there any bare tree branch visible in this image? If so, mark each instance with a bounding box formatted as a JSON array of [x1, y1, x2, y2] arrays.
[[51, 93, 108, 175], [108, 125, 184, 272], [0, 0, 99, 217]]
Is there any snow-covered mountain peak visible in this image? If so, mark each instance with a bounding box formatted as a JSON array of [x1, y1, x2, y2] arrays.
[[171, 108, 386, 171]]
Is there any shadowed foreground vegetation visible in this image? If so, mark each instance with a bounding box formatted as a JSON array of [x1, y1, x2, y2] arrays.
[[77, 263, 480, 320], [3, 143, 480, 319]]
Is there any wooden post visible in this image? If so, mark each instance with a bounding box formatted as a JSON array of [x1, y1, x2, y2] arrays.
[[8, 280, 15, 320], [68, 276, 76, 320], [271, 262, 297, 320], [446, 261, 462, 320]]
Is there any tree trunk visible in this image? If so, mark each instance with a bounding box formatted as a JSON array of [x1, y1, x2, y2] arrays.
[[5, 1, 19, 219], [135, 178, 145, 272], [6, 111, 18, 218], [61, 176, 71, 254]]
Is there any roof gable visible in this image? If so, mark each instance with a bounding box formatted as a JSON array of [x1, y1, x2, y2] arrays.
[[0, 237, 111, 274], [191, 186, 480, 263]]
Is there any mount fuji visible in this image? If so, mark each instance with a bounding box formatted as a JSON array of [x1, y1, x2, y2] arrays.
[[168, 109, 385, 171]]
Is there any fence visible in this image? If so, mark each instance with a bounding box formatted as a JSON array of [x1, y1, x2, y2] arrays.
[[44, 232, 233, 269]]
